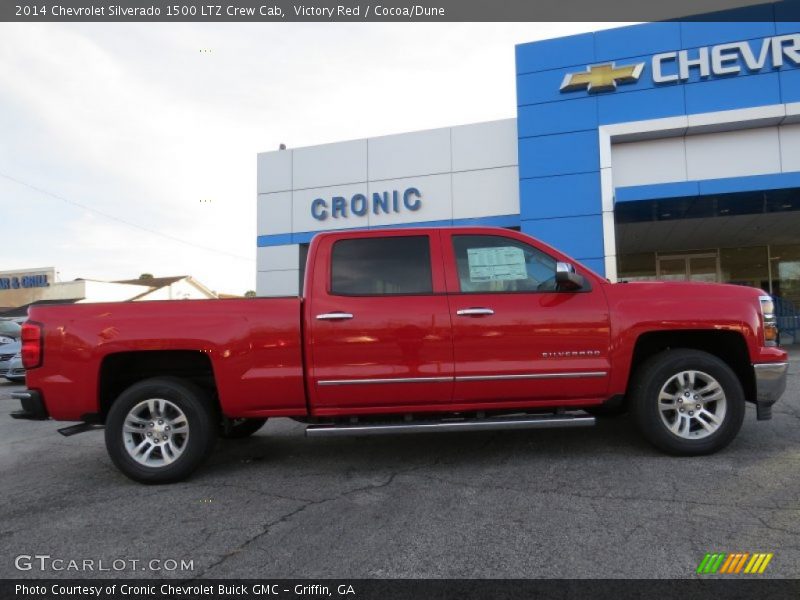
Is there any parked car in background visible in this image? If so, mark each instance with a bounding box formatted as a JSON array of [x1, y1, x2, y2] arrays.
[[0, 339, 23, 382], [0, 318, 20, 345], [0, 352, 24, 383]]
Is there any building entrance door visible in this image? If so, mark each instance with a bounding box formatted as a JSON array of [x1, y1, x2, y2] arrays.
[[657, 252, 720, 283]]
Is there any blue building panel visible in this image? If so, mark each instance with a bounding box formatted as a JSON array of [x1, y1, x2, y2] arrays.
[[684, 71, 781, 114], [257, 233, 293, 247], [593, 21, 682, 63], [518, 131, 600, 179], [779, 67, 800, 103], [679, 10, 776, 49], [521, 215, 604, 262], [597, 84, 686, 125], [615, 181, 701, 203], [697, 172, 800, 195], [520, 173, 602, 220], [775, 20, 800, 35], [576, 257, 606, 276], [515, 32, 595, 75], [517, 97, 598, 137], [516, 68, 583, 107], [291, 231, 317, 245]]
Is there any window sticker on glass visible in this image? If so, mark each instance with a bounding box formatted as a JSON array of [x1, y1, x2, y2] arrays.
[[467, 247, 528, 282]]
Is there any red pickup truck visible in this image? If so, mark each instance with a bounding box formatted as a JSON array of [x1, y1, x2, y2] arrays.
[[12, 227, 788, 483]]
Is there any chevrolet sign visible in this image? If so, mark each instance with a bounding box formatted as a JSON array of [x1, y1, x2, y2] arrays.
[[560, 62, 644, 92], [561, 33, 800, 93]]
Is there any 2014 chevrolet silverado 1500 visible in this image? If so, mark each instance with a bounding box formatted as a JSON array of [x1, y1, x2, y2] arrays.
[[11, 227, 789, 483]]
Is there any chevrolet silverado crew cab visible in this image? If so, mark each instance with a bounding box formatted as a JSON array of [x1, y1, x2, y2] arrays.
[[12, 227, 788, 483]]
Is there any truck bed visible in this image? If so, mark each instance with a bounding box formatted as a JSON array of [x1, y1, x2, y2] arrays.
[[26, 298, 307, 421]]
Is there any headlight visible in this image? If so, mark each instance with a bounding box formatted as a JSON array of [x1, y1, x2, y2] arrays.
[[759, 295, 778, 346], [0, 336, 14, 344]]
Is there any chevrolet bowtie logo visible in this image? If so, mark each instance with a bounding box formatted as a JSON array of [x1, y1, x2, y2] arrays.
[[560, 62, 645, 93]]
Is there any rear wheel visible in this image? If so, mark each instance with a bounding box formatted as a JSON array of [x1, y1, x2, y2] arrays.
[[220, 418, 267, 439], [105, 377, 217, 484], [630, 349, 745, 455]]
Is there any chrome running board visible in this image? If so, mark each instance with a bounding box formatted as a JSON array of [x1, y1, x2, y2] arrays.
[[305, 412, 595, 438]]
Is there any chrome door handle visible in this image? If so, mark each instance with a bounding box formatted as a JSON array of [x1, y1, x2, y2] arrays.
[[456, 308, 494, 316], [316, 312, 354, 321]]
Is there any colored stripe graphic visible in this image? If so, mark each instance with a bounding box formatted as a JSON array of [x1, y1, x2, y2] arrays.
[[696, 553, 712, 574], [758, 554, 774, 573], [698, 552, 773, 574], [720, 553, 740, 573], [744, 553, 774, 574], [734, 553, 750, 573], [710, 553, 726, 573], [697, 553, 728, 574], [696, 553, 713, 574]]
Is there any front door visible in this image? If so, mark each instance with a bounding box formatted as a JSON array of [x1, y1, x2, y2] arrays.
[[442, 230, 611, 406], [307, 232, 454, 413]]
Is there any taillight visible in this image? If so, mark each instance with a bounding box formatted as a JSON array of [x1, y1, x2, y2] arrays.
[[759, 295, 779, 347], [21, 321, 42, 369]]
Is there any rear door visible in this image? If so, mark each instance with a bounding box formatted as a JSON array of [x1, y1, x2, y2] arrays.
[[307, 231, 454, 413], [443, 230, 611, 406]]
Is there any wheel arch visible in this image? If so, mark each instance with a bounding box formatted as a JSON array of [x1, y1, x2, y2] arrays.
[[626, 330, 755, 402], [98, 350, 220, 422]]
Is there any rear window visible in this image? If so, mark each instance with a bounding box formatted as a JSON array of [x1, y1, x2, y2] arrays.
[[331, 236, 433, 296]]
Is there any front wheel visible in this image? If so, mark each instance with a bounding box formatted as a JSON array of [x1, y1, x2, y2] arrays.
[[630, 349, 745, 455], [105, 377, 218, 484]]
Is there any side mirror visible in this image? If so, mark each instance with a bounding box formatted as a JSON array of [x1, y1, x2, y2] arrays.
[[555, 262, 585, 291]]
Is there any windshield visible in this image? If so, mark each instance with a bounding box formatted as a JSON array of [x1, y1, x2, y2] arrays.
[[0, 320, 21, 338]]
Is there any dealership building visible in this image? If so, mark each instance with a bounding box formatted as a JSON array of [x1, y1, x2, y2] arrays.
[[257, 4, 800, 341]]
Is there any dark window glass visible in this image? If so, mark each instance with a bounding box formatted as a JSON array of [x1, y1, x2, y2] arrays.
[[331, 236, 432, 296], [452, 235, 557, 293]]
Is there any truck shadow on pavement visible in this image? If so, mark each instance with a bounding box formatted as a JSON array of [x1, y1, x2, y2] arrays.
[[200, 415, 653, 479]]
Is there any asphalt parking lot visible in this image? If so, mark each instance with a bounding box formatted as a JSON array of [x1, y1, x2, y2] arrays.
[[1, 351, 798, 580]]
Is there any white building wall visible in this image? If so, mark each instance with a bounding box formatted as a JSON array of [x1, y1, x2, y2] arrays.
[[256, 118, 520, 296], [611, 122, 800, 188]]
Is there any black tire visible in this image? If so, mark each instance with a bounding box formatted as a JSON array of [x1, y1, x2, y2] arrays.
[[220, 418, 267, 439], [105, 377, 218, 484], [630, 349, 745, 456]]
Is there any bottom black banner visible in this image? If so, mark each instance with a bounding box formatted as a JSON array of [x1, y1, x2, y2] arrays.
[[1, 579, 799, 600]]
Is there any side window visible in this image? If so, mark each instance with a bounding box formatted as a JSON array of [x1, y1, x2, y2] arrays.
[[331, 236, 433, 296], [452, 235, 557, 293]]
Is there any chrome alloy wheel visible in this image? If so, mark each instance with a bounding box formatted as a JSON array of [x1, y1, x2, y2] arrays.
[[657, 370, 727, 440], [122, 398, 189, 467]]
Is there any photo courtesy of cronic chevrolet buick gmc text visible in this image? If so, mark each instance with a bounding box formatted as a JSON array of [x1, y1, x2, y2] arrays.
[[10, 227, 789, 483]]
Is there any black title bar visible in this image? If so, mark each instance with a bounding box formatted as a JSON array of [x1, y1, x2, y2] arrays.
[[3, 0, 799, 22], [2, 579, 800, 600]]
